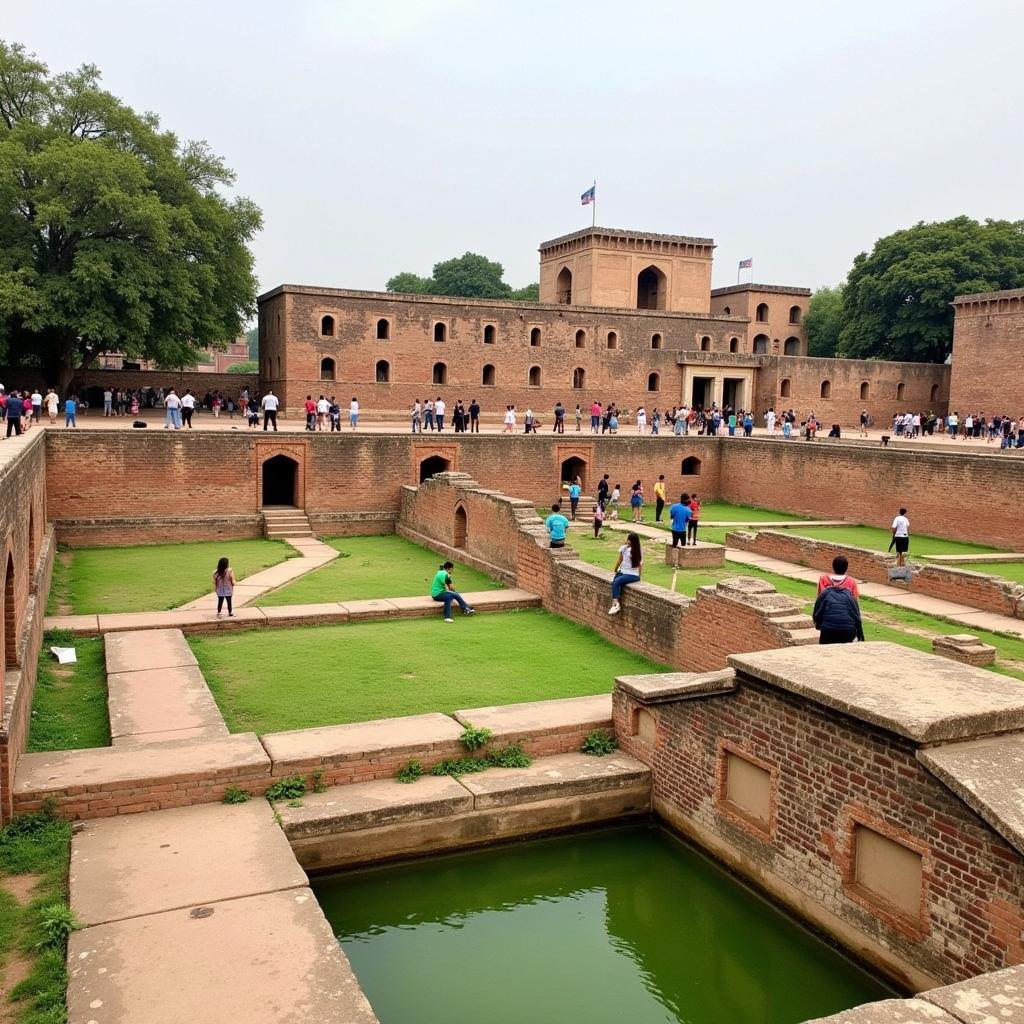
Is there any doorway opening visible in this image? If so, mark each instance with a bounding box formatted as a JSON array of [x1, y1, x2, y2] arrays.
[[723, 377, 746, 411], [690, 376, 713, 410], [419, 455, 451, 482], [262, 455, 298, 507], [559, 456, 587, 491], [636, 266, 666, 310], [454, 506, 467, 549]]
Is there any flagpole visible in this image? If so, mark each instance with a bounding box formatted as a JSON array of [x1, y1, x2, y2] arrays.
[[591, 179, 596, 228]]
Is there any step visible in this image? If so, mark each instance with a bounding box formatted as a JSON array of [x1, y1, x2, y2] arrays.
[[14, 733, 271, 819]]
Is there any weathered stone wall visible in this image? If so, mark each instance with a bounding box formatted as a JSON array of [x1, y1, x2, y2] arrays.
[[949, 289, 1024, 416], [614, 668, 1024, 990]]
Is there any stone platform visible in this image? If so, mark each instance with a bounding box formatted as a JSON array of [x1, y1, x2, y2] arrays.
[[663, 540, 726, 568]]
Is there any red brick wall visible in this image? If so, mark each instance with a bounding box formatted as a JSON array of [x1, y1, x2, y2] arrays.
[[614, 678, 1024, 989], [949, 291, 1024, 416], [719, 437, 1024, 549]]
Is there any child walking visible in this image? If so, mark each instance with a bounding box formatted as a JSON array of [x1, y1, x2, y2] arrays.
[[592, 501, 605, 539], [214, 557, 236, 617]]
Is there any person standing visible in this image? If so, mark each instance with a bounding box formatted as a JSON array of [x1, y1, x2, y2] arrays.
[[4, 391, 23, 437], [423, 398, 434, 432], [303, 395, 316, 431], [434, 396, 446, 431], [629, 480, 644, 523], [574, 404, 582, 432], [317, 394, 330, 431], [592, 501, 605, 539], [590, 400, 602, 433], [635, 406, 647, 435], [431, 561, 475, 623], [261, 390, 279, 431], [181, 389, 196, 429], [890, 507, 911, 567], [608, 483, 621, 520], [329, 396, 341, 432], [469, 398, 480, 433], [817, 555, 860, 597], [213, 557, 236, 617], [164, 388, 182, 430], [64, 394, 77, 428], [544, 503, 570, 548], [411, 399, 421, 434], [103, 388, 113, 417], [30, 389, 42, 423], [812, 577, 865, 644], [765, 407, 777, 434], [608, 533, 643, 615], [553, 401, 565, 434], [503, 405, 516, 433], [349, 397, 359, 430], [568, 478, 582, 521], [654, 475, 667, 523], [44, 388, 59, 425], [597, 474, 610, 509], [524, 407, 535, 434], [859, 409, 869, 437], [211, 392, 222, 418], [687, 492, 701, 546], [668, 494, 692, 548]]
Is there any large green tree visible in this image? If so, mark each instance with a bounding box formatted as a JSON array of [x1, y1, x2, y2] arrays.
[[0, 42, 261, 391], [386, 251, 537, 300], [804, 284, 844, 358], [838, 217, 1024, 364]]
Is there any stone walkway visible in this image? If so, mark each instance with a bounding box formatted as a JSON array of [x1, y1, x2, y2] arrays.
[[605, 521, 1024, 638], [176, 535, 340, 610]]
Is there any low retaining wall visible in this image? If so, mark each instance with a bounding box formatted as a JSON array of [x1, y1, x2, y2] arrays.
[[55, 515, 263, 547], [727, 529, 1024, 619], [400, 473, 817, 671]]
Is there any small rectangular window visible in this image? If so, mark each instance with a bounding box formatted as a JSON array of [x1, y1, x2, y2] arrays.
[[724, 752, 771, 827], [853, 825, 923, 920]]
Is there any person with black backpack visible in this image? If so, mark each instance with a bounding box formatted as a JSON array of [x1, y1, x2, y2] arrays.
[[812, 578, 865, 645]]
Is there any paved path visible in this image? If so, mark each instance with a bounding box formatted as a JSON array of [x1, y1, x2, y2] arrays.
[[175, 535, 339, 611], [603, 521, 1024, 638]]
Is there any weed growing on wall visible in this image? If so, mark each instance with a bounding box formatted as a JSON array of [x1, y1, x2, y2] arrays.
[[459, 724, 492, 751], [265, 776, 307, 802], [581, 729, 618, 756], [222, 786, 251, 804], [397, 760, 424, 784]]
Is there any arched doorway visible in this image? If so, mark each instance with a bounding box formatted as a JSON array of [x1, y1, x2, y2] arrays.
[[4, 553, 14, 668], [419, 455, 451, 482], [560, 456, 587, 491], [454, 506, 467, 549], [636, 266, 666, 310], [556, 267, 572, 304], [262, 455, 298, 507]]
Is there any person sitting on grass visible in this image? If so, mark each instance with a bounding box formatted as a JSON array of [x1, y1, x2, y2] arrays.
[[545, 502, 570, 549], [214, 557, 236, 617], [430, 561, 475, 623], [817, 555, 860, 597], [609, 532, 643, 616]]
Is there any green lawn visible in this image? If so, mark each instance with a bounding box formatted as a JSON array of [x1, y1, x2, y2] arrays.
[[953, 562, 1024, 585], [255, 535, 503, 606], [48, 539, 295, 615], [192, 609, 664, 732], [773, 525, 1000, 557], [28, 633, 109, 752]]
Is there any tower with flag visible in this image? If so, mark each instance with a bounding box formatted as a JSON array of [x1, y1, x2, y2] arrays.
[[581, 182, 596, 226]]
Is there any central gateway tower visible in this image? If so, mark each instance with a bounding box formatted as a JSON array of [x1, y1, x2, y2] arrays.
[[538, 226, 715, 313]]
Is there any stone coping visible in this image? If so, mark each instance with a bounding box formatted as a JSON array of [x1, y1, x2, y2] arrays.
[[261, 712, 465, 771], [104, 628, 198, 674], [68, 889, 379, 1024], [453, 694, 611, 738], [45, 587, 541, 635], [918, 734, 1024, 857], [804, 999, 959, 1022], [278, 776, 472, 839], [14, 733, 270, 796], [615, 669, 737, 704], [729, 642, 1024, 744], [70, 801, 306, 927], [106, 665, 227, 743]]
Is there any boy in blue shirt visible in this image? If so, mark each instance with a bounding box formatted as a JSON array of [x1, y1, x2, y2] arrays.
[[64, 395, 77, 428], [668, 493, 692, 548], [567, 480, 582, 520], [545, 503, 570, 549]]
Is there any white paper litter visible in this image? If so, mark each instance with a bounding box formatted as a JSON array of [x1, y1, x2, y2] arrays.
[[50, 647, 77, 665]]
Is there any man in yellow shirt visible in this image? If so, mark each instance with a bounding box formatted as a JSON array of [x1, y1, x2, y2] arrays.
[[654, 475, 667, 523]]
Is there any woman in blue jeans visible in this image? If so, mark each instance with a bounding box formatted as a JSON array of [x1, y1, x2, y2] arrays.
[[608, 533, 643, 615], [431, 561, 476, 623]]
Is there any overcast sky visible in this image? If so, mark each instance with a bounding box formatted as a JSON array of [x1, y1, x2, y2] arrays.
[[7, 0, 1023, 302]]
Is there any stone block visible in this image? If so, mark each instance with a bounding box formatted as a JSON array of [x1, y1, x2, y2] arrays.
[[664, 541, 725, 569], [922, 963, 1024, 1023], [932, 633, 996, 667], [104, 628, 197, 675], [802, 998, 959, 1023], [615, 669, 736, 704], [453, 694, 612, 744]]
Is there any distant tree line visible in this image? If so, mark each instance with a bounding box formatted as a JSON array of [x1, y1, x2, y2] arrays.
[[387, 252, 538, 301]]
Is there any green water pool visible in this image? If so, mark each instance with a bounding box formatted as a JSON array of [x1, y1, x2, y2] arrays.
[[314, 824, 894, 1024]]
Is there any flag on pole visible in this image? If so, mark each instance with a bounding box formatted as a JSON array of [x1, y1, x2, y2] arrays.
[[581, 185, 596, 206], [738, 257, 753, 269]]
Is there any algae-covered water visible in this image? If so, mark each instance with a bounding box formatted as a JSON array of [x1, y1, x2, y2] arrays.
[[314, 825, 894, 1024]]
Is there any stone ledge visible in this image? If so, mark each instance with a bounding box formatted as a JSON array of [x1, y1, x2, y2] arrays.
[[67, 889, 379, 1024], [730, 642, 1024, 744], [615, 669, 737, 704], [453, 694, 612, 742], [802, 998, 960, 1023], [107, 665, 227, 743], [931, 634, 996, 667], [70, 801, 306, 927], [278, 775, 472, 840], [664, 541, 725, 569], [262, 713, 466, 774], [921, 963, 1024, 1023], [105, 628, 197, 674], [918, 734, 1024, 857], [455, 752, 650, 810]]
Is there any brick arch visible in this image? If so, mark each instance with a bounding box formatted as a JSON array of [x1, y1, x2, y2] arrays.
[[453, 502, 468, 549], [255, 443, 307, 509], [3, 547, 15, 669]]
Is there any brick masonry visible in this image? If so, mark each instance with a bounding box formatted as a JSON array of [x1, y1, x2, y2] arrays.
[[949, 289, 1024, 416], [614, 675, 1024, 991]]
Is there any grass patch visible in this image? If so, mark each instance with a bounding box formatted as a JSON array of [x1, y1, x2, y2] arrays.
[[48, 539, 295, 614], [28, 632, 109, 752], [255, 535, 503, 606], [0, 807, 74, 1023], [770, 525, 1000, 557], [953, 562, 1024, 585], [192, 609, 664, 732]]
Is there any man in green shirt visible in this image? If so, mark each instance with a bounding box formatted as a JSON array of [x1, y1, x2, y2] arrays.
[[431, 561, 475, 623]]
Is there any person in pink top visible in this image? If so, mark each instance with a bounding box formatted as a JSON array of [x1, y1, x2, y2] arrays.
[[590, 401, 602, 433], [817, 555, 860, 598]]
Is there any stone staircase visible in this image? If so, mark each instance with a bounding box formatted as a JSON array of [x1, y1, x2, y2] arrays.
[[262, 506, 313, 539], [559, 494, 598, 519]]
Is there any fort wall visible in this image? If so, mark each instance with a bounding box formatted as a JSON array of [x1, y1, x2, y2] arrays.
[[949, 289, 1024, 416]]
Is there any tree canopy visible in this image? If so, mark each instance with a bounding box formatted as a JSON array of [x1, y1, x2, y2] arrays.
[[838, 217, 1024, 364], [0, 41, 261, 389], [804, 284, 844, 358], [386, 251, 537, 301]]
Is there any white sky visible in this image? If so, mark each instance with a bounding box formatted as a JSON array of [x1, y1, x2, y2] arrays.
[[7, 0, 1024, 299]]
